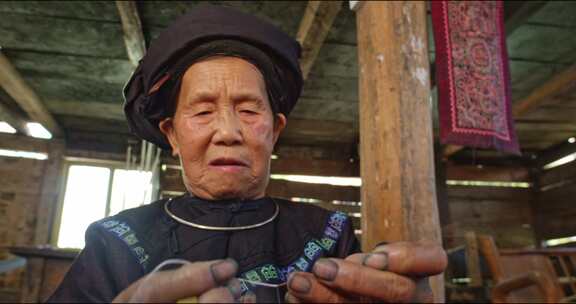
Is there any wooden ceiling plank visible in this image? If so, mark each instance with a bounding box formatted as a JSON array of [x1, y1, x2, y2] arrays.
[[504, 1, 547, 37], [115, 1, 146, 66], [0, 52, 63, 136], [512, 64, 576, 117], [297, 1, 343, 80]]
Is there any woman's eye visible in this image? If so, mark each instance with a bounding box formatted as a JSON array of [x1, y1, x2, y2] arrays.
[[240, 110, 257, 115], [196, 111, 212, 116]]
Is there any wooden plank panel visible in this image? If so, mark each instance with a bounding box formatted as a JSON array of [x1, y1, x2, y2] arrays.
[[26, 76, 124, 105], [267, 179, 360, 202], [515, 122, 576, 132], [279, 118, 356, 145], [507, 25, 576, 64], [521, 106, 576, 122], [0, 13, 125, 57], [447, 186, 531, 200], [271, 158, 359, 177], [528, 1, 576, 27], [446, 165, 530, 182], [6, 50, 133, 85], [540, 161, 576, 187], [302, 201, 360, 215], [273, 144, 354, 161], [0, 1, 119, 21]]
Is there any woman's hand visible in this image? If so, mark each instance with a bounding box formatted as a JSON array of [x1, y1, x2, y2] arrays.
[[285, 241, 448, 303], [113, 259, 245, 303]]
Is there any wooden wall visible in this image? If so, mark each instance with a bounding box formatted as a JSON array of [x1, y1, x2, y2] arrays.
[[160, 158, 538, 249], [444, 186, 536, 248], [0, 154, 46, 300], [0, 134, 64, 302], [533, 161, 576, 242]]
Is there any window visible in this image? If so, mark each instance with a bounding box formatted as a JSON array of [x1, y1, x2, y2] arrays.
[[56, 164, 153, 249]]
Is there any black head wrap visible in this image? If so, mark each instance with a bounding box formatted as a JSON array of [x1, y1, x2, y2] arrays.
[[123, 5, 303, 149]]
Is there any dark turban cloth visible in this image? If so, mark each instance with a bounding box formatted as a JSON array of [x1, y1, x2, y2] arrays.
[[123, 5, 303, 149]]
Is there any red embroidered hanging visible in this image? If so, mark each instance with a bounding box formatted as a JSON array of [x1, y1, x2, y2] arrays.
[[431, 1, 520, 155]]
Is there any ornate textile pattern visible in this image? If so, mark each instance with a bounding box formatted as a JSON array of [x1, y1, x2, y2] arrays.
[[99, 219, 150, 271], [238, 211, 349, 293], [431, 1, 520, 154]]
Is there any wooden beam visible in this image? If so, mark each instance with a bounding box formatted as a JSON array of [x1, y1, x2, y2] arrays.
[[296, 1, 343, 80], [115, 1, 146, 66], [0, 100, 28, 134], [356, 1, 443, 300], [0, 52, 63, 137], [0, 133, 52, 153]]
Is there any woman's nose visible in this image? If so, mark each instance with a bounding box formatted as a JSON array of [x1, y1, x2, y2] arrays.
[[212, 111, 243, 146]]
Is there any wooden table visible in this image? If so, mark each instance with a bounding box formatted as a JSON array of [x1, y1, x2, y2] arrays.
[[9, 246, 78, 303]]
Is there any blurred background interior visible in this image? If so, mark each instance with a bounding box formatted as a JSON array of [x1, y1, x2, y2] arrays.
[[0, 1, 575, 303]]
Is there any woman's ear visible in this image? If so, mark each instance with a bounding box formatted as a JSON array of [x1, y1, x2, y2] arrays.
[[272, 113, 287, 144], [158, 118, 180, 157]]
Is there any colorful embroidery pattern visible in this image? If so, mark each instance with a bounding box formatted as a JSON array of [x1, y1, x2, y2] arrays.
[[99, 219, 150, 270], [238, 211, 348, 292], [431, 1, 519, 154]]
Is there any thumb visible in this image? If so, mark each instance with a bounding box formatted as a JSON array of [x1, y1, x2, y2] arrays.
[[113, 259, 238, 303]]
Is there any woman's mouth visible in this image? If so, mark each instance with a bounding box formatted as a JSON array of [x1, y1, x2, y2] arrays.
[[209, 158, 248, 172]]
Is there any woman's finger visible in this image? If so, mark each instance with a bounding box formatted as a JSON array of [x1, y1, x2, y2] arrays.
[[286, 271, 350, 303], [346, 242, 447, 276], [198, 278, 243, 303], [311, 258, 416, 302], [113, 259, 238, 303], [284, 292, 302, 303], [373, 241, 447, 276]]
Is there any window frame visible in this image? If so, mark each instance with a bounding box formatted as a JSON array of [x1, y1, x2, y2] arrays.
[[50, 157, 137, 248]]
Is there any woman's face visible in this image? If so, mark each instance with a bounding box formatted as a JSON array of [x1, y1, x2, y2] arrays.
[[159, 57, 286, 200]]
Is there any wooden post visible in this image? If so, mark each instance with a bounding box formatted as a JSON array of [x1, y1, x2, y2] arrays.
[[355, 1, 444, 301], [34, 141, 65, 245]]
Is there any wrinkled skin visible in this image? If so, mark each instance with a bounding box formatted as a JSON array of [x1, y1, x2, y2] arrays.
[[159, 56, 286, 200], [113, 57, 447, 303]]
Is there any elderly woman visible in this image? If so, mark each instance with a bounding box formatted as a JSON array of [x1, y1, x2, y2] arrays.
[[49, 5, 446, 303]]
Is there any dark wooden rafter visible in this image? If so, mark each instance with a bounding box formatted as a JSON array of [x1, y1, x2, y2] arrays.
[[443, 1, 548, 157], [115, 1, 146, 66], [0, 51, 63, 137], [0, 98, 28, 134], [297, 1, 343, 80]]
